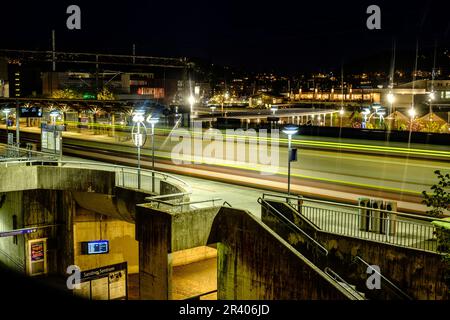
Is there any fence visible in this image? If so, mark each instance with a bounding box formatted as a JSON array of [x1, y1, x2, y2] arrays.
[[262, 193, 444, 253]]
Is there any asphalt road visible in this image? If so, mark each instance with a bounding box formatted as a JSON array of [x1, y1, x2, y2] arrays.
[[3, 125, 450, 207]]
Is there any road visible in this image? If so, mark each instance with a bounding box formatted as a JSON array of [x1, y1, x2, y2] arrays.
[[3, 125, 450, 212]]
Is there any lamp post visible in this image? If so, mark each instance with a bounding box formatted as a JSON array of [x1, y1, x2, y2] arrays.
[[339, 108, 344, 128], [132, 112, 147, 189], [387, 92, 395, 113], [282, 126, 299, 196], [408, 107, 416, 131], [188, 95, 195, 129], [146, 116, 159, 192]]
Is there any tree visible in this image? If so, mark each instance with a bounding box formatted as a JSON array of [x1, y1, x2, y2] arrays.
[[97, 88, 115, 100], [51, 89, 82, 99], [422, 170, 450, 217], [423, 170, 450, 293]]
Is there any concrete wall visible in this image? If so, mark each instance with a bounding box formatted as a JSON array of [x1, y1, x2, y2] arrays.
[[0, 192, 25, 272], [171, 207, 221, 252], [72, 187, 151, 222], [73, 208, 139, 274], [208, 207, 354, 300], [262, 199, 449, 300], [0, 189, 75, 276], [136, 207, 171, 300], [316, 232, 449, 300], [0, 166, 115, 194], [135, 204, 353, 300]]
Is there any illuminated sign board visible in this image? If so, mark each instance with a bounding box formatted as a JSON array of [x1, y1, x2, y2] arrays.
[[0, 227, 37, 238], [81, 240, 109, 255]]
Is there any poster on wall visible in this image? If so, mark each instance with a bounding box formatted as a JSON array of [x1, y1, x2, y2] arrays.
[[27, 238, 47, 276], [31, 242, 44, 261], [91, 277, 109, 300], [109, 270, 126, 299], [75, 262, 128, 300]]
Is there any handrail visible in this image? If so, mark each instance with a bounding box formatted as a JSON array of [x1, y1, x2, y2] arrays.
[[262, 192, 449, 223], [324, 267, 366, 300], [145, 192, 190, 201], [148, 198, 222, 207], [223, 201, 232, 207], [258, 197, 328, 256], [283, 200, 322, 230], [353, 256, 413, 300], [184, 290, 217, 300], [0, 248, 25, 271]]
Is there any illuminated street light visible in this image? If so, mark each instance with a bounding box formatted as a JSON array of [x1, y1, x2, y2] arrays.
[[282, 125, 299, 196], [408, 107, 416, 119], [339, 108, 344, 116], [132, 111, 147, 189], [188, 95, 195, 127], [270, 105, 278, 115], [428, 91, 435, 101], [146, 116, 159, 192], [387, 92, 395, 104]]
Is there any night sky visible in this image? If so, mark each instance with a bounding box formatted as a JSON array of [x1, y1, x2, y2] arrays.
[[2, 0, 450, 73]]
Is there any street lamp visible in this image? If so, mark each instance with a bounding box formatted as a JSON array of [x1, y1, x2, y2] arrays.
[[387, 92, 395, 104], [339, 108, 344, 128], [282, 125, 299, 196], [408, 107, 416, 119], [132, 111, 147, 189], [146, 115, 159, 192], [188, 95, 195, 128], [270, 105, 278, 115]]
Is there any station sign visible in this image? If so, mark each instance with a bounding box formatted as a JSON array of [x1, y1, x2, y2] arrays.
[[75, 262, 128, 300], [0, 227, 37, 238]]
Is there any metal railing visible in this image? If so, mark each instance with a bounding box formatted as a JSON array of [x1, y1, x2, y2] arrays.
[[0, 159, 191, 196], [0, 248, 25, 272], [262, 193, 445, 253], [324, 267, 366, 300], [0, 145, 58, 161], [184, 290, 218, 300], [145, 197, 223, 213], [353, 256, 412, 300], [258, 197, 328, 257]]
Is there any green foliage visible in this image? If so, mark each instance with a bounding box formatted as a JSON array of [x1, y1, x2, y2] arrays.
[[51, 88, 82, 99], [97, 88, 115, 100], [422, 170, 450, 217]]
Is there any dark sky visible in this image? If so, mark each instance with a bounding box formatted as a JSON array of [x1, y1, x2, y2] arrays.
[[2, 0, 450, 73]]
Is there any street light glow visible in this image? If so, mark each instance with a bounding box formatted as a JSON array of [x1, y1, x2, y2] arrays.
[[146, 116, 159, 126], [282, 126, 298, 136], [132, 112, 145, 123], [387, 92, 395, 104], [408, 107, 416, 118], [188, 95, 195, 106]]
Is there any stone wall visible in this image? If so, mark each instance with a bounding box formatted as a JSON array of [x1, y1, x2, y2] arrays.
[[208, 207, 354, 300]]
